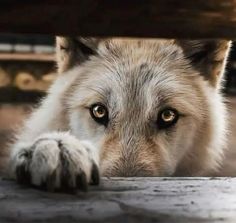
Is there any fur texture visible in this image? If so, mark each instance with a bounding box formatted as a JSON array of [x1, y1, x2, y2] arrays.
[[7, 38, 231, 191]]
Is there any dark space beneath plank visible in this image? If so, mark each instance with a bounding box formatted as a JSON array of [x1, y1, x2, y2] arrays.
[[1, 177, 236, 223], [0, 87, 45, 103], [0, 0, 236, 38]]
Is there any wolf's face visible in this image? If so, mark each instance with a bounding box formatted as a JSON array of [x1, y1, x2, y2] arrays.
[[57, 38, 230, 177]]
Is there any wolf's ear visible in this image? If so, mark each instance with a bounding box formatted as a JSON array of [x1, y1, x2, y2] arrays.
[[177, 40, 231, 87], [56, 37, 100, 73]]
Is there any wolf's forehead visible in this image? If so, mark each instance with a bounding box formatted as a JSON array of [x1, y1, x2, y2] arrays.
[[71, 38, 198, 111], [85, 64, 184, 107], [99, 38, 183, 64], [97, 39, 191, 84]]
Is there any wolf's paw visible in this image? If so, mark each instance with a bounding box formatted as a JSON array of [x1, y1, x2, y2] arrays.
[[11, 132, 99, 192]]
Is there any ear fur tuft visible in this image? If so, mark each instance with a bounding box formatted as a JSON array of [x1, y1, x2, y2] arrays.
[[177, 40, 231, 87]]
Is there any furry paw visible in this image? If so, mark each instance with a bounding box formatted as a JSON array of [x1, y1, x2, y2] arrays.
[[10, 132, 99, 192]]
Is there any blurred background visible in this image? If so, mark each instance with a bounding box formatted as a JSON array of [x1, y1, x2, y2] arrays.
[[0, 34, 235, 176]]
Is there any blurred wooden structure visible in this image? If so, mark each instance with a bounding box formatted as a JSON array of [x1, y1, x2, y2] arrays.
[[0, 59, 55, 102], [0, 53, 54, 62], [0, 34, 56, 101], [0, 0, 236, 38]]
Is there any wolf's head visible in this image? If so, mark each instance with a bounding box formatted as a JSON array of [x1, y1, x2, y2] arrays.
[[56, 37, 230, 177]]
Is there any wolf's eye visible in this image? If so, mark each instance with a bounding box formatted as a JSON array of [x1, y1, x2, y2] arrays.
[[157, 108, 179, 129], [90, 104, 109, 126]]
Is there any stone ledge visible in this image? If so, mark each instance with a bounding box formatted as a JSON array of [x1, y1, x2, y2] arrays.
[[1, 177, 236, 223]]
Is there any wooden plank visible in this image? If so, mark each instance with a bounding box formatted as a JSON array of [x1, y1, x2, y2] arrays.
[[0, 53, 54, 61], [1, 177, 236, 223], [0, 0, 236, 38]]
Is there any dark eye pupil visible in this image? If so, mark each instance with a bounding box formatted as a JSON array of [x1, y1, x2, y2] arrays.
[[90, 104, 109, 126], [161, 110, 175, 122], [93, 106, 105, 118], [158, 108, 178, 129]]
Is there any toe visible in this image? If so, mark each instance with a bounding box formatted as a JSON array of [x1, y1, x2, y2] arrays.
[[76, 171, 88, 192], [16, 163, 31, 185], [90, 162, 100, 186]]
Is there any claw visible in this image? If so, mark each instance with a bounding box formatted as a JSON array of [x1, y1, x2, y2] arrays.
[[16, 162, 31, 185], [90, 162, 100, 185], [46, 171, 57, 192], [76, 172, 88, 192]]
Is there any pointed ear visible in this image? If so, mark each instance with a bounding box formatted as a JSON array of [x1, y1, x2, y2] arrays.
[[56, 37, 100, 73], [177, 40, 231, 87]]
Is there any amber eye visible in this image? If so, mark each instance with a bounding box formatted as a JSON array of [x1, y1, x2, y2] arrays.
[[157, 108, 179, 129], [90, 104, 109, 126]]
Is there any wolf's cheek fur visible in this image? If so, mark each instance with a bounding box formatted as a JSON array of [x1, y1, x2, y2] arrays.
[[69, 108, 106, 147]]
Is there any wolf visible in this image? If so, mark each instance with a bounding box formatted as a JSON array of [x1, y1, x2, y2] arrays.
[[7, 37, 231, 192]]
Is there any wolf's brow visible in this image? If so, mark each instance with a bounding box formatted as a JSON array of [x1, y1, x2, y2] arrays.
[[86, 86, 109, 100]]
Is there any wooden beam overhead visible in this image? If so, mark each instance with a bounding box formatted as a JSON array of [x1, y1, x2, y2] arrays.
[[0, 0, 236, 38]]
